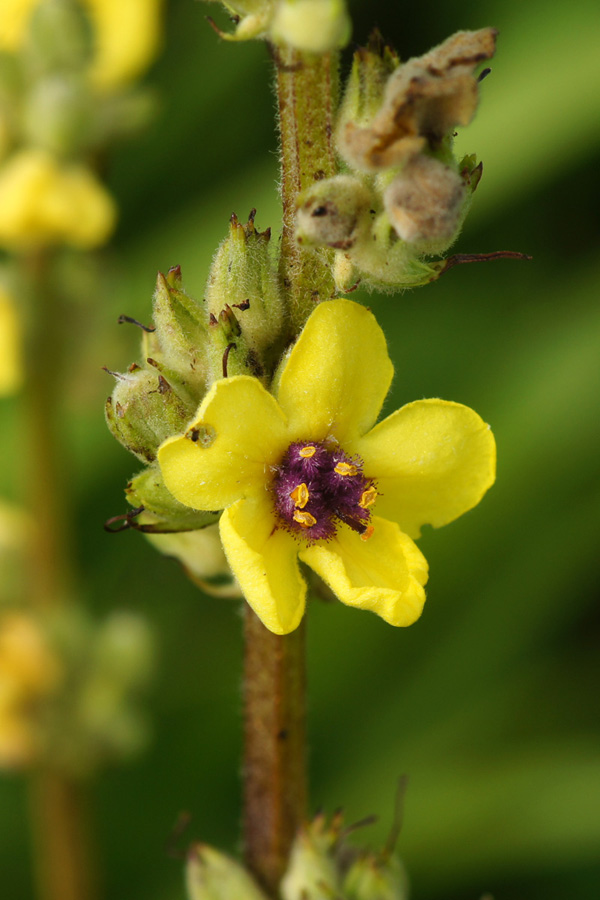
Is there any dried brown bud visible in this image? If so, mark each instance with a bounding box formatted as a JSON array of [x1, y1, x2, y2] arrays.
[[383, 156, 466, 247], [295, 175, 373, 250], [338, 28, 497, 173]]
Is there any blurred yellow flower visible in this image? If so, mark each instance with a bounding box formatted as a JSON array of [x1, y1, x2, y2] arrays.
[[0, 148, 116, 249], [86, 0, 164, 90], [159, 300, 496, 635], [0, 611, 62, 768], [0, 286, 23, 395], [0, 0, 163, 90]]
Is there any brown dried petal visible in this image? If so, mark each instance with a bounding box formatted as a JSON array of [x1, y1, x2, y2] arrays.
[[383, 156, 466, 244], [339, 28, 497, 172]]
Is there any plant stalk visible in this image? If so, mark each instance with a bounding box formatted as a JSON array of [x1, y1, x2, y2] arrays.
[[242, 46, 339, 897], [29, 772, 98, 900], [22, 250, 98, 900], [276, 48, 338, 332], [243, 608, 307, 897]]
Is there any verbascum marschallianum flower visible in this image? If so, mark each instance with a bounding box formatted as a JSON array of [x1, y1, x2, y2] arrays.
[[0, 148, 116, 248], [0, 286, 22, 395], [158, 300, 496, 635], [0, 0, 164, 90]]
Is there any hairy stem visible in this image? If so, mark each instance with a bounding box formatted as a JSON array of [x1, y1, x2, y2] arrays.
[[22, 250, 98, 900], [243, 608, 307, 896], [241, 46, 339, 897], [276, 48, 338, 332]]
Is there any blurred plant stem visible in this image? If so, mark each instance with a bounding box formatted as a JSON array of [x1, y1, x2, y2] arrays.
[[22, 249, 98, 900], [29, 772, 97, 900], [242, 49, 341, 893], [243, 608, 307, 896], [276, 47, 337, 334]]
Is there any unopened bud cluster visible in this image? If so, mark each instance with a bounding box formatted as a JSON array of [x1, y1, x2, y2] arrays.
[[296, 29, 496, 291], [106, 212, 285, 562], [0, 606, 154, 774], [205, 0, 351, 53], [0, 0, 161, 249], [186, 810, 408, 900]]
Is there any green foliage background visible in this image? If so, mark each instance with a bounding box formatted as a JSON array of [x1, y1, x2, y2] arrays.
[[1, 0, 599, 897]]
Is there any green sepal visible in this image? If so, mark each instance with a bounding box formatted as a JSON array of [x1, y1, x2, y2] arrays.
[[186, 843, 269, 900], [338, 32, 400, 134], [343, 852, 409, 900], [205, 212, 284, 380], [105, 365, 196, 463], [151, 267, 209, 398], [459, 152, 484, 194], [125, 466, 220, 534]]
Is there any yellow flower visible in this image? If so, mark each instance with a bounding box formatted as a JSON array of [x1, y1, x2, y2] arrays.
[[0, 286, 23, 396], [0, 148, 116, 249], [84, 0, 164, 90], [0, 611, 62, 767], [158, 300, 496, 635], [0, 0, 163, 91]]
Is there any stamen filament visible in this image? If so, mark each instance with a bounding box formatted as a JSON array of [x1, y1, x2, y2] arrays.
[[335, 511, 368, 535]]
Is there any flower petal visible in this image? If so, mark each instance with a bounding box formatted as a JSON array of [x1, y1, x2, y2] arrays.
[[353, 399, 496, 538], [300, 516, 428, 626], [220, 496, 306, 635], [158, 376, 288, 511], [277, 299, 393, 443]]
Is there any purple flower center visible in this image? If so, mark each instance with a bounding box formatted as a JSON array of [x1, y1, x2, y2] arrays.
[[272, 441, 377, 543]]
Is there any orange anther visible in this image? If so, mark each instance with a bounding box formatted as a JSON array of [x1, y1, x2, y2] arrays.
[[334, 462, 358, 477], [360, 525, 375, 542], [359, 486, 378, 509], [293, 510, 317, 528], [290, 483, 310, 509], [299, 446, 316, 458]]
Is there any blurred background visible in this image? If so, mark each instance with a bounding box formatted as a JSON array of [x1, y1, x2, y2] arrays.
[[1, 0, 599, 897]]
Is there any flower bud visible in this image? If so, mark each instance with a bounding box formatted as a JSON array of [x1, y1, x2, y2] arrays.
[[296, 175, 373, 251], [343, 852, 409, 900], [186, 843, 269, 900], [124, 466, 220, 533], [23, 74, 93, 156], [105, 365, 196, 463], [152, 267, 209, 398], [336, 34, 399, 154], [203, 0, 273, 42], [280, 812, 342, 900], [25, 0, 93, 77], [383, 156, 467, 252], [93, 612, 154, 689], [205, 212, 283, 379], [271, 0, 351, 54], [338, 28, 497, 174]]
